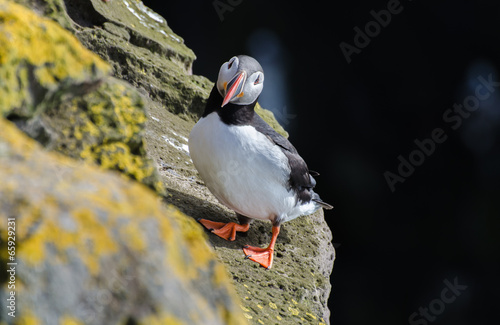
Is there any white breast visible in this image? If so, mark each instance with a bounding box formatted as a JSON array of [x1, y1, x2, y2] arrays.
[[188, 112, 298, 222]]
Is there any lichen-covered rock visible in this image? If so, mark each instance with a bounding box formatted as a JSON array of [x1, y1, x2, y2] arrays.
[[0, 0, 109, 117], [3, 0, 335, 324], [14, 0, 212, 118], [0, 0, 162, 193], [0, 117, 247, 325]]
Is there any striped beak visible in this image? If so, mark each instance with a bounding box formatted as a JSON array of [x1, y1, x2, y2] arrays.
[[222, 71, 246, 107]]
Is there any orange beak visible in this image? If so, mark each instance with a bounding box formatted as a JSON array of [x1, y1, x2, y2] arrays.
[[222, 71, 246, 107]]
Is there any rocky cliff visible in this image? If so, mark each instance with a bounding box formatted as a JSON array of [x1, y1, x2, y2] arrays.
[[0, 0, 335, 324]]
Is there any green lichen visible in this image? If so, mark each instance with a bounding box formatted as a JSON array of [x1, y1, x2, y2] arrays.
[[43, 79, 164, 193]]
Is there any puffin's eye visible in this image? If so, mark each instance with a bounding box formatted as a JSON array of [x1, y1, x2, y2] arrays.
[[228, 58, 235, 69], [254, 74, 261, 85]]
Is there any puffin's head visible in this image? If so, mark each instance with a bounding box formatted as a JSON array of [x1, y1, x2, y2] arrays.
[[216, 55, 264, 107]]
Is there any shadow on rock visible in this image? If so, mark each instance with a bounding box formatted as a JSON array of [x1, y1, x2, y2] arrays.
[[162, 187, 290, 251]]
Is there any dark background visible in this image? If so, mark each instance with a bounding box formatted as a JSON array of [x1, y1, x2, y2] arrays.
[[147, 1, 500, 324]]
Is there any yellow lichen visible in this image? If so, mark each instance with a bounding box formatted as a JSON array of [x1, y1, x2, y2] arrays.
[[17, 225, 47, 266], [72, 207, 119, 273], [80, 120, 101, 139], [16, 204, 120, 275], [0, 0, 110, 114], [62, 81, 164, 194], [212, 262, 230, 287], [0, 1, 109, 73], [139, 314, 185, 325], [119, 221, 147, 251], [59, 316, 84, 325], [269, 302, 277, 310], [95, 143, 152, 182], [15, 312, 41, 325], [167, 208, 214, 274], [3, 150, 165, 274], [288, 306, 300, 316], [0, 0, 162, 194]]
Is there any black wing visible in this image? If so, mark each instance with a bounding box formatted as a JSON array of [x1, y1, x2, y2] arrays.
[[251, 114, 333, 209], [251, 114, 317, 201]]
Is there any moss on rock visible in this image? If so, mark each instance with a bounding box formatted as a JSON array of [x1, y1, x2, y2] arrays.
[[0, 0, 109, 117], [31, 0, 215, 118], [0, 0, 163, 193]]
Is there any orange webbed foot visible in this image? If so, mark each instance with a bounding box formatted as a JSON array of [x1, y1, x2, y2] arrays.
[[242, 225, 280, 269], [243, 245, 274, 269], [197, 218, 249, 241]]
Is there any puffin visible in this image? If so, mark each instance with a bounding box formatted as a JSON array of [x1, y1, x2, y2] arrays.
[[188, 55, 333, 269]]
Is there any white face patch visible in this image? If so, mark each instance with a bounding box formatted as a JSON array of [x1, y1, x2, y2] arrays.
[[216, 56, 265, 106], [217, 56, 239, 97], [232, 71, 264, 105]]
